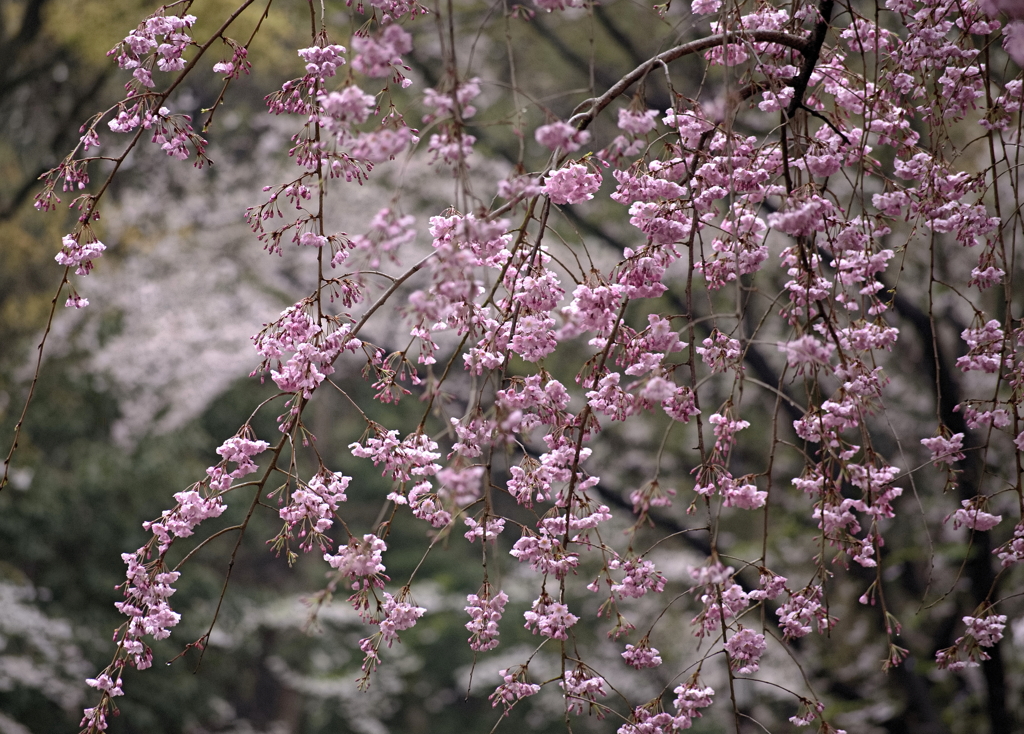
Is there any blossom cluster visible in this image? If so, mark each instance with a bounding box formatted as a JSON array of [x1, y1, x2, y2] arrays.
[[109, 13, 197, 87], [62, 0, 1024, 731]]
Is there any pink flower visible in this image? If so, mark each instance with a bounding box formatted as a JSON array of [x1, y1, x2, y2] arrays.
[[996, 522, 1024, 566], [970, 265, 1005, 290], [55, 234, 106, 275], [768, 196, 834, 237], [920, 433, 965, 466], [962, 406, 1012, 430], [422, 77, 481, 123], [609, 557, 666, 599], [543, 163, 602, 205], [560, 669, 607, 715], [690, 562, 750, 637], [981, 0, 1024, 19], [323, 534, 388, 586], [724, 626, 765, 671], [490, 667, 541, 712], [776, 585, 834, 640], [951, 499, 1002, 531], [278, 471, 350, 547], [510, 533, 579, 579], [298, 44, 346, 79], [86, 673, 124, 697], [379, 592, 426, 646], [758, 86, 795, 112], [621, 640, 662, 668], [780, 335, 834, 374], [956, 320, 1004, 373], [352, 25, 412, 78], [465, 590, 508, 651], [709, 412, 750, 453], [80, 706, 109, 732], [586, 372, 638, 420], [617, 108, 659, 135], [749, 571, 788, 601], [722, 479, 767, 510], [672, 682, 715, 727], [1003, 20, 1024, 64], [617, 708, 677, 734], [663, 386, 700, 422], [319, 85, 376, 127], [692, 0, 722, 13], [350, 429, 441, 482], [523, 594, 578, 639], [535, 121, 590, 152], [143, 489, 227, 553], [697, 330, 742, 373], [964, 613, 1007, 646]]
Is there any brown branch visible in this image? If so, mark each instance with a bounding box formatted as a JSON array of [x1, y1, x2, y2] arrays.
[[783, 0, 835, 120], [569, 30, 811, 131]]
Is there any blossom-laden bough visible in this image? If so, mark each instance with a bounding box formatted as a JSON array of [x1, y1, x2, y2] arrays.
[[5, 0, 1024, 730]]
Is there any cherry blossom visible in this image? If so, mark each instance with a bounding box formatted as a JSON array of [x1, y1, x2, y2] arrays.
[[523, 593, 579, 640], [465, 590, 508, 651], [951, 499, 1003, 531], [55, 234, 106, 276], [45, 0, 1024, 730], [379, 592, 426, 646], [490, 667, 541, 713], [621, 640, 663, 669], [543, 163, 602, 205], [535, 121, 591, 152], [920, 432, 965, 466]]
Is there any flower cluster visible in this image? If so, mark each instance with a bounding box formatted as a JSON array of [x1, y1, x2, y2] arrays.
[[352, 25, 413, 83], [951, 498, 1002, 531], [350, 429, 441, 483], [63, 0, 1024, 731], [523, 593, 579, 640], [277, 471, 351, 551], [109, 13, 197, 87], [379, 592, 426, 646], [535, 121, 591, 152], [207, 434, 270, 492], [936, 612, 1008, 670], [776, 586, 835, 640], [561, 668, 607, 716], [724, 627, 767, 674], [465, 589, 509, 651], [114, 554, 181, 667], [621, 639, 662, 669], [252, 305, 362, 399], [324, 534, 389, 590], [544, 163, 603, 205], [921, 432, 965, 466], [490, 666, 541, 713], [689, 562, 751, 637], [55, 233, 106, 276], [422, 78, 480, 167], [143, 489, 227, 554], [608, 557, 667, 599]]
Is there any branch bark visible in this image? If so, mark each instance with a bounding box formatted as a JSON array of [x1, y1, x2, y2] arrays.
[[570, 29, 811, 131]]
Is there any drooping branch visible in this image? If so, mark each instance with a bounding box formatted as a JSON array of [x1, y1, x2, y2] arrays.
[[570, 29, 811, 131], [889, 287, 1011, 734]]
